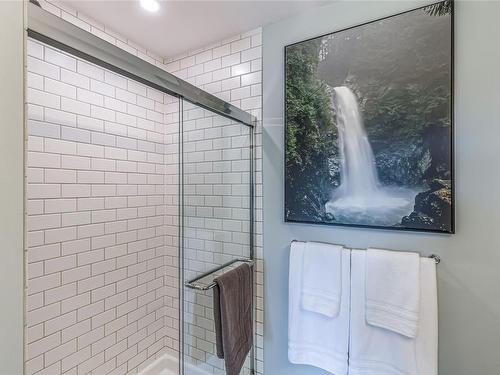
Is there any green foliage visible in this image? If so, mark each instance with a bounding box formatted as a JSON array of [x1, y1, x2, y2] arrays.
[[285, 41, 338, 220], [364, 84, 451, 144]]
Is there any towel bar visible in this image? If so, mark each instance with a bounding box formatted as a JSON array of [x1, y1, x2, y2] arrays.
[[428, 254, 441, 264], [185, 258, 254, 291], [290, 240, 441, 264]]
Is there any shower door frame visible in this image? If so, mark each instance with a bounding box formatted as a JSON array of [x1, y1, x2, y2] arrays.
[[26, 3, 257, 375], [26, 3, 255, 127]]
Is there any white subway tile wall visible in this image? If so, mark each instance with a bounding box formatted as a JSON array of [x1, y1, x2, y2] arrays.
[[26, 39, 179, 374], [29, 2, 263, 374]]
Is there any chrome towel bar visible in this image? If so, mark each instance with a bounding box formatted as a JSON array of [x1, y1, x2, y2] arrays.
[[290, 240, 441, 264], [185, 258, 254, 291]]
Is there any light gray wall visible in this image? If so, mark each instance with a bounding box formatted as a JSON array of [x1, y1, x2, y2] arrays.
[[262, 1, 500, 374], [0, 1, 24, 374]]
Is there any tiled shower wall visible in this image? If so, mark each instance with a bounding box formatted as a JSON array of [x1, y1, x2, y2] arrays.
[[30, 1, 263, 374], [166, 30, 263, 375], [180, 104, 252, 374], [25, 39, 179, 374]]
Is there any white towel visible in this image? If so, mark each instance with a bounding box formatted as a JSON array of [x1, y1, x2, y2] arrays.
[[288, 241, 350, 375], [350, 250, 438, 375], [301, 241, 343, 318], [366, 248, 421, 338]]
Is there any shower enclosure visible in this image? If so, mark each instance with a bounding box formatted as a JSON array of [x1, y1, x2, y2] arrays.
[[25, 4, 255, 375]]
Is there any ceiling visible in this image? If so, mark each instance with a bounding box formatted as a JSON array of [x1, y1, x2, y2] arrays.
[[62, 0, 329, 59]]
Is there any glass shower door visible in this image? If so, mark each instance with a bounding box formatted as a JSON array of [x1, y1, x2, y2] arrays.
[[25, 37, 181, 375], [180, 100, 253, 375]]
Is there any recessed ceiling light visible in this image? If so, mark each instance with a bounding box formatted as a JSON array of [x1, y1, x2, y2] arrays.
[[140, 0, 160, 13]]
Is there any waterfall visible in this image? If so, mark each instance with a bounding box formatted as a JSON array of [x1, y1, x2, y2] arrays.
[[333, 86, 380, 198], [325, 86, 419, 226]]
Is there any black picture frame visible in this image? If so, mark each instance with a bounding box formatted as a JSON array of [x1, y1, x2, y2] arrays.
[[284, 1, 454, 233]]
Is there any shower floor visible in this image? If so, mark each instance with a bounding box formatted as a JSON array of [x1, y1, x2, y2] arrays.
[[139, 354, 177, 375], [139, 353, 214, 375]]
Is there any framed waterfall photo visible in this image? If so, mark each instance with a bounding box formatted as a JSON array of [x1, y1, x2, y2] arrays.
[[284, 1, 454, 233]]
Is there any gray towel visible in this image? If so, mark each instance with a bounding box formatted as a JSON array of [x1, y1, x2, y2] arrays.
[[213, 263, 253, 375]]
